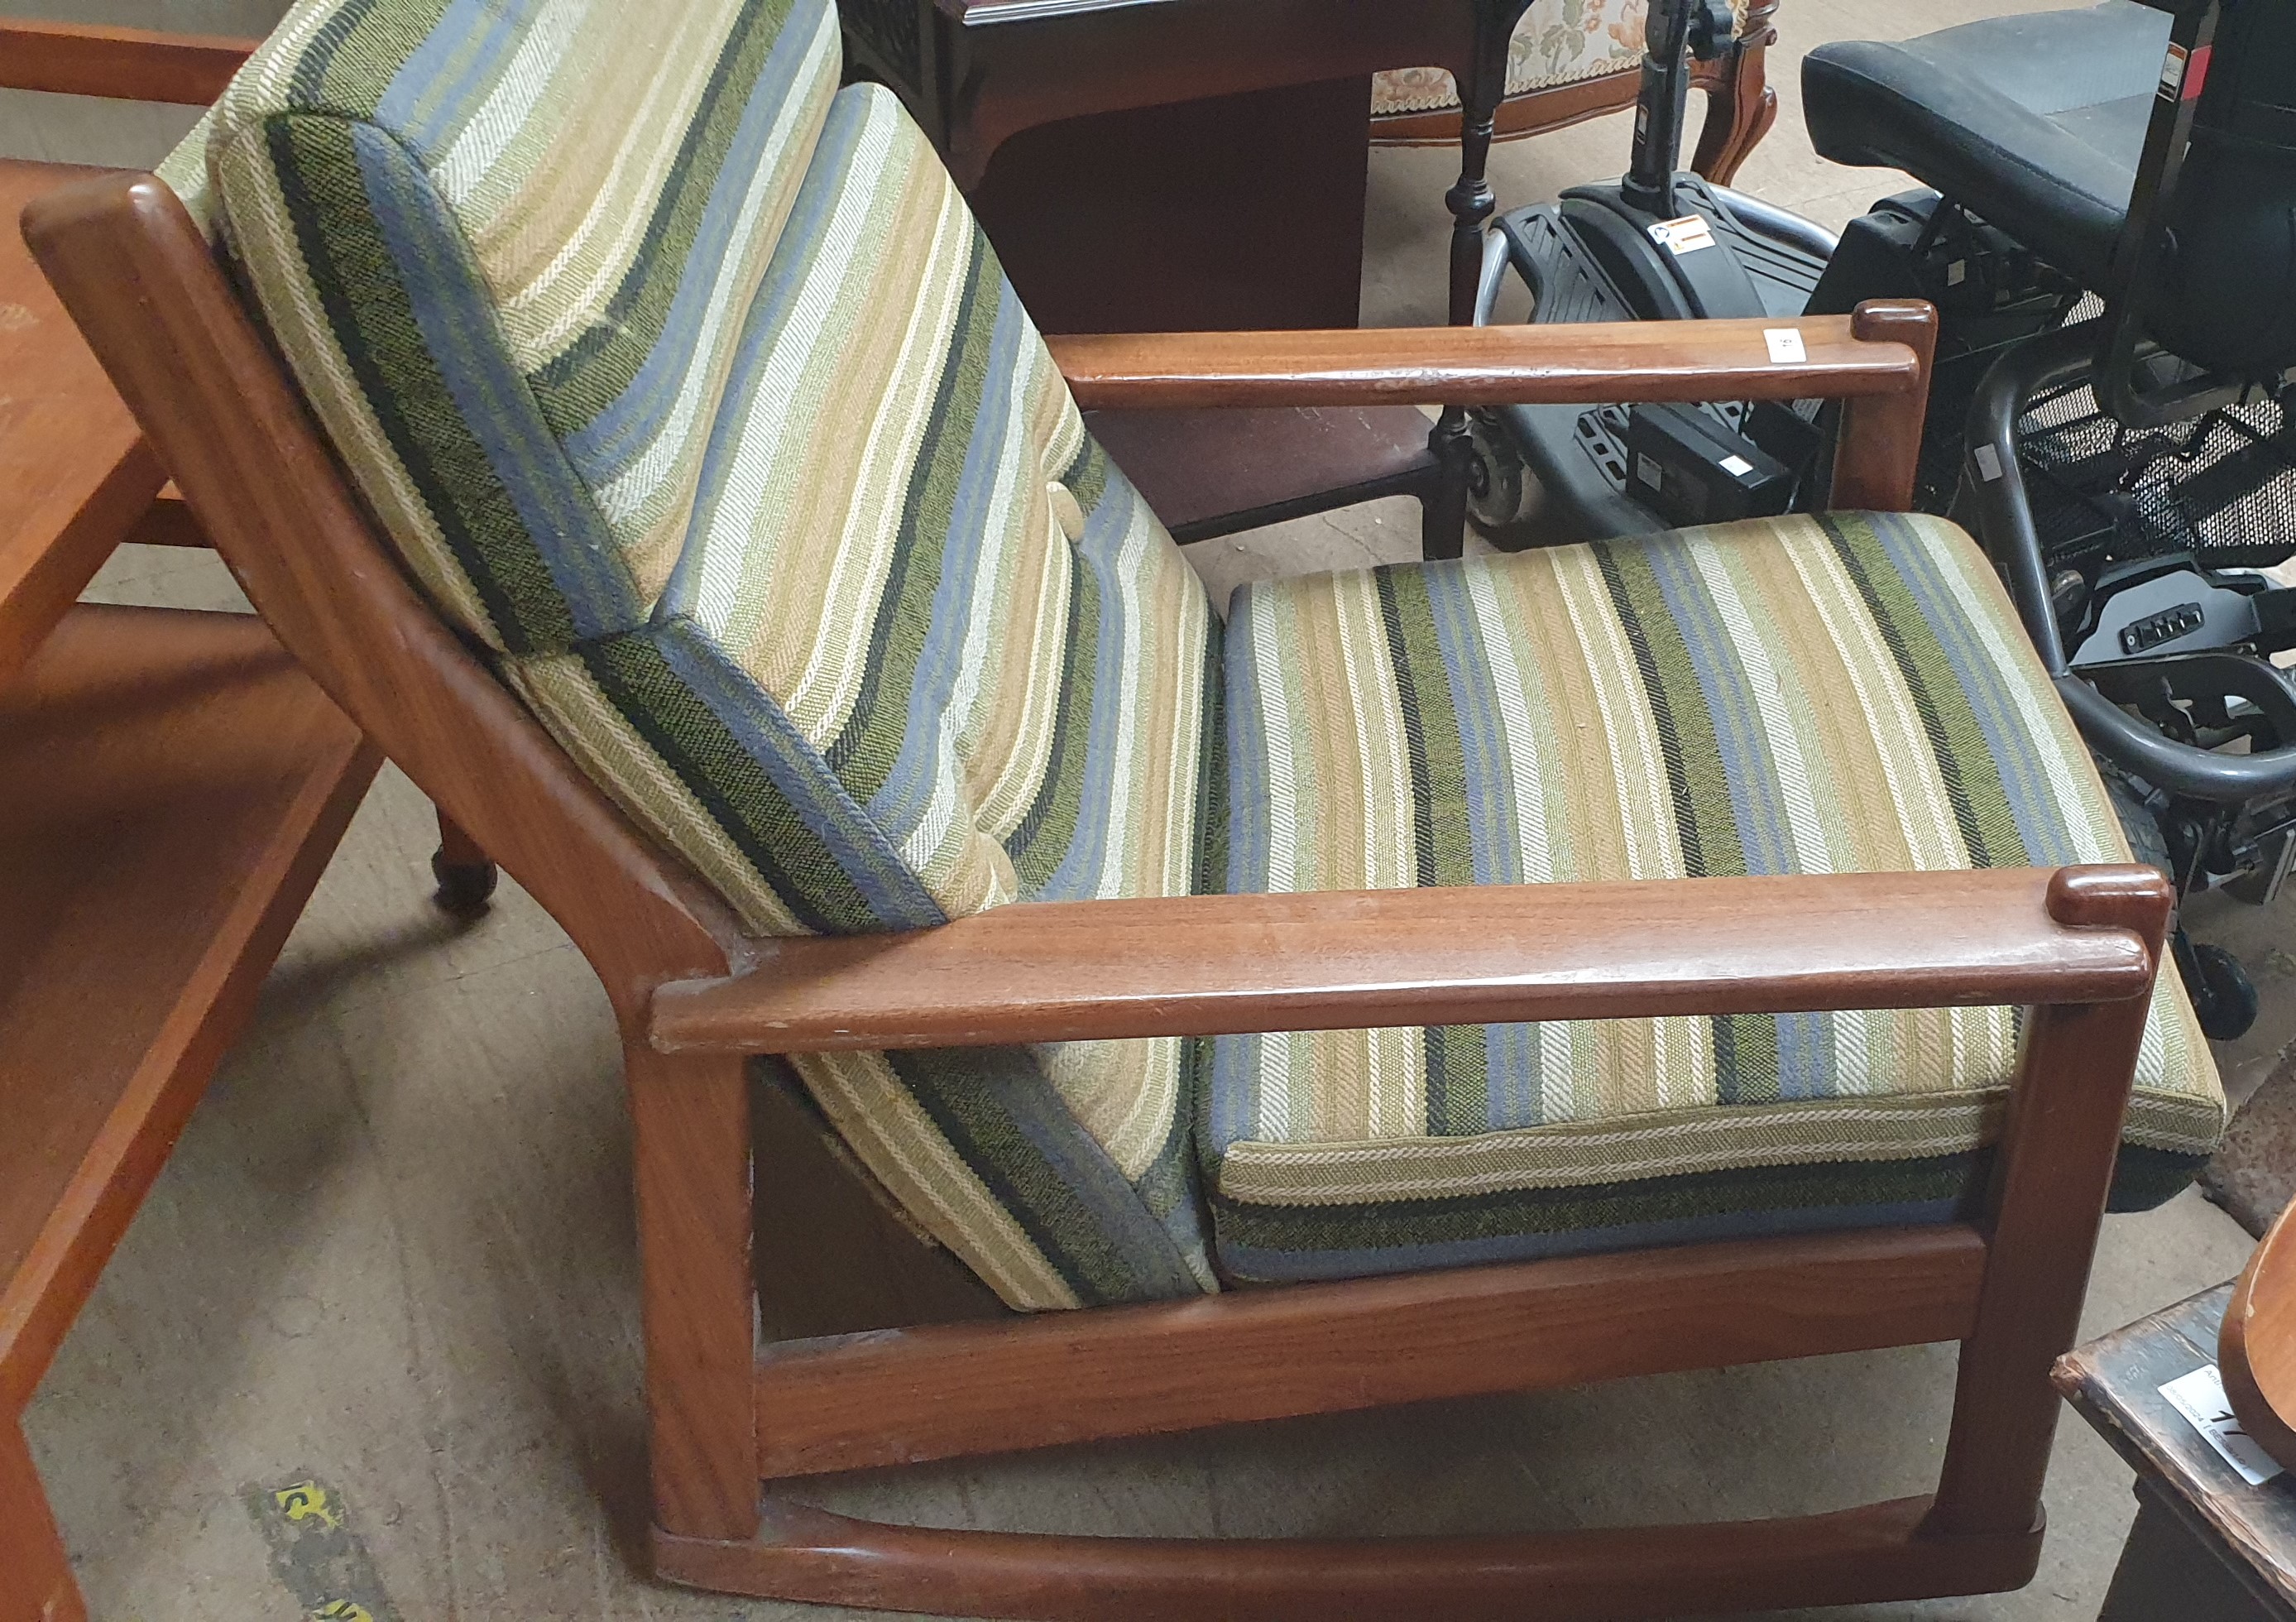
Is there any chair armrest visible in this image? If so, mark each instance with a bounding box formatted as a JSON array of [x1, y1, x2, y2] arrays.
[[1046, 309, 1922, 412], [647, 864, 2163, 1056], [1050, 302, 1937, 510], [0, 19, 256, 103]]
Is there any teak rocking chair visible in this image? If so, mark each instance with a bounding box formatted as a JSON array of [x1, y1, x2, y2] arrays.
[[22, 0, 2225, 1610]]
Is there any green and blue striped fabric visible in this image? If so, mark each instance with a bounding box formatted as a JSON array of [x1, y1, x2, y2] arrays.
[[211, 0, 844, 650], [183, 0, 2226, 1316], [1211, 512, 2225, 1284], [199, 0, 1220, 1309]]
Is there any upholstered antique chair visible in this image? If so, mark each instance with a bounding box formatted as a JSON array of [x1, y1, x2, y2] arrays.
[[26, 0, 2223, 1612], [1372, 0, 1778, 183]]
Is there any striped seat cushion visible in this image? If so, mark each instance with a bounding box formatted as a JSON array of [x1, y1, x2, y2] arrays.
[[1212, 511, 2226, 1285], [204, 0, 1222, 1310]]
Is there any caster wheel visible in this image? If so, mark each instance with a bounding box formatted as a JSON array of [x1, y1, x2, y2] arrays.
[[1464, 410, 1543, 549], [431, 848, 499, 917], [2179, 937, 2259, 1042]]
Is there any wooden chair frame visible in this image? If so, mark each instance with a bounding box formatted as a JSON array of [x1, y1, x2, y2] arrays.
[[26, 164, 2170, 1617], [1369, 0, 1780, 189]]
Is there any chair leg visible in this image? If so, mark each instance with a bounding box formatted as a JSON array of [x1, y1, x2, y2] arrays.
[[1428, 3, 1525, 563], [429, 805, 498, 916], [2, 1418, 87, 1622], [1690, 0, 1780, 186], [1925, 871, 2171, 1542], [628, 1045, 760, 1543], [1444, 0, 1530, 324], [1422, 409, 1474, 561]]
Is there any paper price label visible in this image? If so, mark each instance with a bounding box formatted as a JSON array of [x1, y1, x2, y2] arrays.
[[2161, 1365, 2284, 1486], [1649, 215, 1716, 257], [1763, 329, 1806, 364]]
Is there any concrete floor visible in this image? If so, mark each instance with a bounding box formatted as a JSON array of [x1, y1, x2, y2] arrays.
[[9, 0, 2292, 1616]]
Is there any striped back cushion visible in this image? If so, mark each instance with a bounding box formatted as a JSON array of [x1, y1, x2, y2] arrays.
[[496, 85, 1223, 1308], [500, 87, 1220, 938], [203, 0, 1225, 1308], [207, 0, 842, 652]]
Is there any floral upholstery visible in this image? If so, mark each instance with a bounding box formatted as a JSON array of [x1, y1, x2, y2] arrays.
[[1373, 0, 1754, 122]]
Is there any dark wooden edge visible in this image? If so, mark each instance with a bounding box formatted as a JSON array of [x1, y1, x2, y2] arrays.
[[654, 1494, 2040, 1620], [2221, 1196, 2296, 1471], [0, 19, 256, 104], [752, 1224, 1986, 1479], [648, 865, 2156, 1056], [2056, 1286, 2296, 1613], [1045, 308, 1927, 411], [928, 0, 1480, 184]]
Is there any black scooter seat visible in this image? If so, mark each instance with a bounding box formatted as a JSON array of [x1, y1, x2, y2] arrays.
[[1803, 1, 2169, 290]]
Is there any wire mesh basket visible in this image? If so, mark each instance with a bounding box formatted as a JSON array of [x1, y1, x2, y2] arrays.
[[2016, 374, 2296, 573]]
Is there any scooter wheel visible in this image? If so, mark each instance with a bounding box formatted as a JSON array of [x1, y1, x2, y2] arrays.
[[2184, 941, 2259, 1042], [1464, 410, 1542, 546]]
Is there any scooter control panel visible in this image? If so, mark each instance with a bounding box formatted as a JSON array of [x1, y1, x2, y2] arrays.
[[2070, 567, 2263, 669], [2121, 602, 2207, 656]]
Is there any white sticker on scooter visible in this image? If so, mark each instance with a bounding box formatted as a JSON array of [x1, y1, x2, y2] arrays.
[[1973, 443, 2005, 482], [1650, 215, 1716, 255], [1764, 328, 1806, 364], [1720, 454, 1756, 478]]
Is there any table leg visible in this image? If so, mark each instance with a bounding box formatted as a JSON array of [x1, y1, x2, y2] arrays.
[[1, 1418, 85, 1622], [969, 75, 1370, 335], [2099, 1477, 2292, 1622]]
